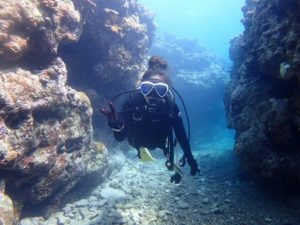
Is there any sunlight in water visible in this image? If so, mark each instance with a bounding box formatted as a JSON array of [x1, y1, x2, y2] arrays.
[[139, 0, 245, 60]]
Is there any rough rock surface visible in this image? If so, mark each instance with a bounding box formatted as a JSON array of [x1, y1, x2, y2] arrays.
[[60, 0, 155, 105], [0, 0, 109, 221], [225, 0, 300, 183], [0, 58, 108, 206], [0, 0, 82, 65], [0, 181, 14, 225]]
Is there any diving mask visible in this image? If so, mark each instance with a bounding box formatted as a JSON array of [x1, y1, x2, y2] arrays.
[[139, 81, 169, 97]]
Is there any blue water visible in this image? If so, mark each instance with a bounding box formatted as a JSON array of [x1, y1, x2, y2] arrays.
[[174, 80, 235, 152], [139, 0, 245, 60]]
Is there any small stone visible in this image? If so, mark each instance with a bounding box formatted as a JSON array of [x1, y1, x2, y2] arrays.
[[0, 191, 14, 225], [19, 218, 45, 225], [211, 207, 223, 214], [44, 217, 58, 225], [57, 215, 66, 225], [177, 202, 189, 209], [75, 199, 89, 207], [224, 198, 232, 203], [65, 213, 75, 218], [158, 205, 165, 210], [165, 211, 172, 215], [97, 199, 107, 207], [202, 198, 210, 204], [63, 206, 72, 215], [158, 210, 167, 218], [265, 217, 272, 222], [100, 187, 126, 203], [89, 196, 98, 201]]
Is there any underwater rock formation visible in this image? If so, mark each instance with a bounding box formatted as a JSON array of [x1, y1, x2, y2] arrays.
[[0, 181, 14, 225], [0, 58, 108, 206], [0, 0, 109, 220], [59, 0, 155, 104], [0, 0, 82, 65], [150, 34, 228, 89], [225, 0, 300, 183]]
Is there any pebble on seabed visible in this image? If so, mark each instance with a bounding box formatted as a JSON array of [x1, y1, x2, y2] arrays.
[[18, 155, 300, 225]]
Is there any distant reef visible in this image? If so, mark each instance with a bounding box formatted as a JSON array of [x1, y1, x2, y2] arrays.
[[150, 34, 228, 89], [225, 0, 300, 184], [0, 0, 154, 222], [150, 34, 229, 144]]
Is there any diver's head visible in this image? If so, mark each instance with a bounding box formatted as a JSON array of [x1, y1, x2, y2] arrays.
[[142, 56, 171, 85], [139, 56, 171, 99]]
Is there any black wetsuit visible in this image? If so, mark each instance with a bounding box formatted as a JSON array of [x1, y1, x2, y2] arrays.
[[113, 91, 194, 162]]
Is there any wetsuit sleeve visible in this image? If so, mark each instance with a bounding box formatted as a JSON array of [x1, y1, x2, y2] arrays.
[[112, 99, 131, 142], [172, 104, 193, 160]]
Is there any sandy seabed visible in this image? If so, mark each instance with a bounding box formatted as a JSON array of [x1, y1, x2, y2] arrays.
[[20, 145, 300, 225]]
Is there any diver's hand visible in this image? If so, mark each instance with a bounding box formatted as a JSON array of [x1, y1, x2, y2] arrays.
[[187, 157, 200, 176], [170, 172, 182, 184], [100, 102, 124, 131], [100, 102, 117, 120]]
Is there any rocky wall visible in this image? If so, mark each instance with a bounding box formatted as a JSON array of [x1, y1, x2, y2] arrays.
[[59, 0, 155, 111], [225, 0, 300, 183], [0, 0, 82, 66], [0, 0, 109, 221]]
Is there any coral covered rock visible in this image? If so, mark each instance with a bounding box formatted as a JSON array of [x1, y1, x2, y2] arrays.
[[0, 192, 14, 225], [60, 0, 155, 101], [0, 180, 14, 225], [225, 0, 300, 183], [0, 0, 109, 220], [0, 58, 108, 206], [0, 0, 153, 220], [0, 0, 82, 64]]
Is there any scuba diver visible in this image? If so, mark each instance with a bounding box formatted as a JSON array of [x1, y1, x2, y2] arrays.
[[101, 56, 200, 183]]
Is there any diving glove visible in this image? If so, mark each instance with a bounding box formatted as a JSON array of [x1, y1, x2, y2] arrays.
[[100, 102, 124, 131], [170, 172, 182, 184]]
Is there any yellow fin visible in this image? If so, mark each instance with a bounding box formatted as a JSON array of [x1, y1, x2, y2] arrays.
[[140, 147, 154, 162], [174, 164, 184, 176]]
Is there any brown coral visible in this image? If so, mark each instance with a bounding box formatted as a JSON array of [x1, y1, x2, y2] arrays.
[[0, 0, 81, 64]]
